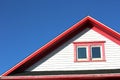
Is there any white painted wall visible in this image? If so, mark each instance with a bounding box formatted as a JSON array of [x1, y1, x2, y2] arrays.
[[26, 28, 120, 71]]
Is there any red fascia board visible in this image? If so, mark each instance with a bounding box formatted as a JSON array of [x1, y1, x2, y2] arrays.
[[1, 74, 120, 80], [88, 16, 120, 41], [2, 16, 89, 76]]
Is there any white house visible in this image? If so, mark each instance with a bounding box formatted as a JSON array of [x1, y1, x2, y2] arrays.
[[1, 16, 120, 80]]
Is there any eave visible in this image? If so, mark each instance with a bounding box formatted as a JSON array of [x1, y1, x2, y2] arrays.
[[1, 74, 120, 80]]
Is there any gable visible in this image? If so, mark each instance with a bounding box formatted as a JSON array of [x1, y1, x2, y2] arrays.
[[26, 27, 120, 72], [2, 16, 120, 76]]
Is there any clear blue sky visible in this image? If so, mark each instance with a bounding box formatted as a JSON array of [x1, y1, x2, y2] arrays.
[[0, 0, 120, 75]]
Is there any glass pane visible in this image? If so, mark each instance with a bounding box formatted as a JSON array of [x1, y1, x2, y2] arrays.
[[77, 47, 87, 59], [92, 47, 101, 58]]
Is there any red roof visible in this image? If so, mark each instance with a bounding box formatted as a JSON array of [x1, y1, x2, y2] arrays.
[[1, 16, 120, 79]]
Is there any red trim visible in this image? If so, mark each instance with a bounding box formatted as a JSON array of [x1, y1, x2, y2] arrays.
[[102, 42, 106, 61], [2, 16, 120, 76], [73, 41, 106, 44], [92, 26, 120, 46], [88, 45, 91, 61], [74, 44, 77, 62], [1, 74, 120, 80], [89, 17, 120, 45], [73, 41, 106, 62]]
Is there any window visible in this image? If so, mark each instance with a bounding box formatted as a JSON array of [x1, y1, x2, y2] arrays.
[[77, 46, 87, 60], [73, 41, 105, 62], [91, 46, 101, 59]]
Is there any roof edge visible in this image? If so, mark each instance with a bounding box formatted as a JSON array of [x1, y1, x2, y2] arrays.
[[1, 74, 120, 80]]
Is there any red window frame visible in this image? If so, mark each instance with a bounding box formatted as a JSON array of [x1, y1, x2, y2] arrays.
[[73, 41, 106, 62]]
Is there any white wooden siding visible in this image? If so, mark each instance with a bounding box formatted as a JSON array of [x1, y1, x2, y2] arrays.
[[26, 28, 120, 71]]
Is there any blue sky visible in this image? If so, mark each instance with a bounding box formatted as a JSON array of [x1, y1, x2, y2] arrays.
[[0, 0, 120, 75]]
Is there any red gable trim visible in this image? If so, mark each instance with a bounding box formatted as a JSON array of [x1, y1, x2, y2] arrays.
[[88, 17, 120, 45], [2, 16, 120, 76]]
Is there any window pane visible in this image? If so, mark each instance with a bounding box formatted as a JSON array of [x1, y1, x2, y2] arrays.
[[77, 47, 87, 59], [92, 47, 101, 58]]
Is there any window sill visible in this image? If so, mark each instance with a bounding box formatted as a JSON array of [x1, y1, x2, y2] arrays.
[[74, 59, 106, 62]]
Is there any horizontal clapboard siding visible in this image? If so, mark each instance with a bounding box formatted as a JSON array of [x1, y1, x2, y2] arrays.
[[26, 28, 120, 71]]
